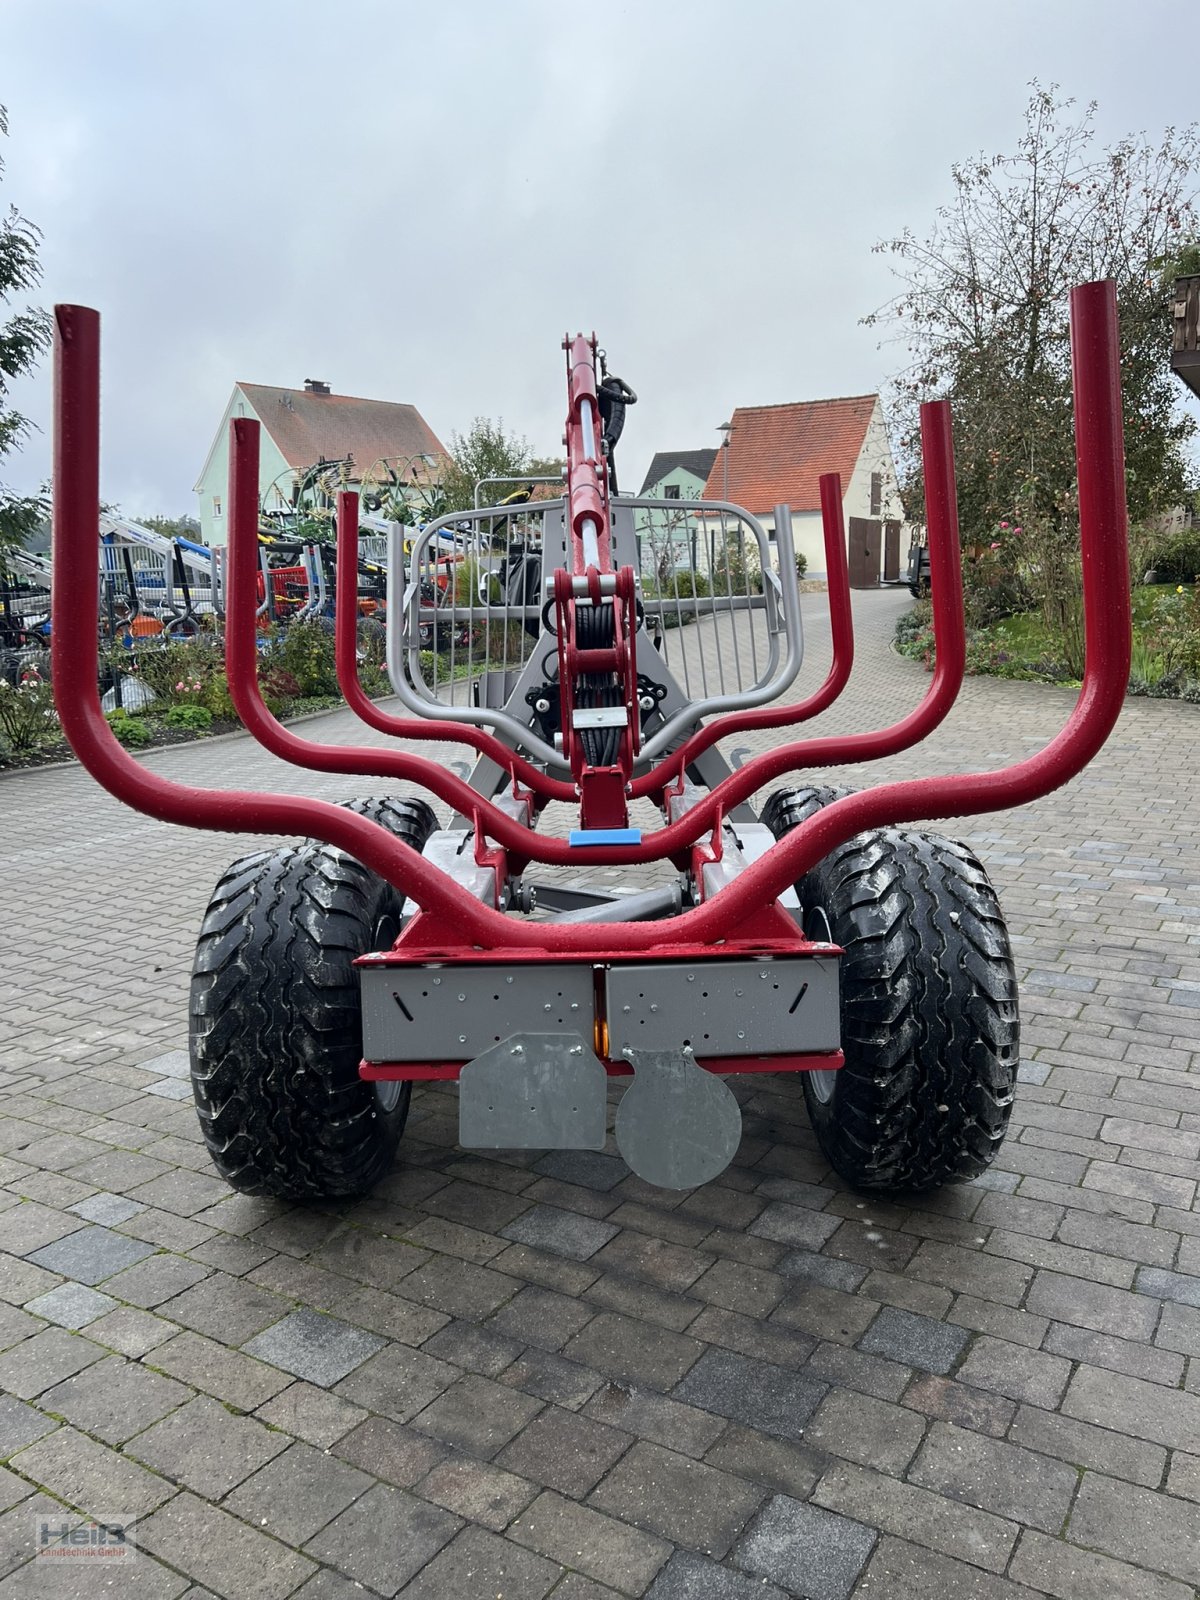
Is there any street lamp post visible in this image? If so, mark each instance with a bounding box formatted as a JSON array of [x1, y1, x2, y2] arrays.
[[714, 420, 733, 577]]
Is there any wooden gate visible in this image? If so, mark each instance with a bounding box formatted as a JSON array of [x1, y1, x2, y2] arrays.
[[847, 517, 882, 589], [883, 520, 901, 582]]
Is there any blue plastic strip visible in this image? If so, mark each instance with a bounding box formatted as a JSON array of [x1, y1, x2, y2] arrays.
[[568, 828, 642, 847]]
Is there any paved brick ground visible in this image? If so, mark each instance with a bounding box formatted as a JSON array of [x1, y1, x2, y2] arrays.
[[1, 587, 1199, 1598]]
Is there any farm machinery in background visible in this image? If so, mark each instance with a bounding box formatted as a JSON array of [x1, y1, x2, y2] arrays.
[[49, 283, 1130, 1198]]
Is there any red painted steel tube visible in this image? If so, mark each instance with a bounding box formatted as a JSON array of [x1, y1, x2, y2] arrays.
[[630, 472, 856, 797], [332, 492, 577, 802], [634, 276, 1131, 932], [49, 306, 513, 941], [52, 280, 1128, 953]]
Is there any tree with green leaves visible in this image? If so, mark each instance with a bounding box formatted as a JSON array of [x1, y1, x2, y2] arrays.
[[0, 106, 52, 552], [866, 85, 1200, 543], [438, 416, 562, 514]]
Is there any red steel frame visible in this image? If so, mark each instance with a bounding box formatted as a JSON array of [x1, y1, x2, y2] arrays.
[[52, 280, 1130, 963]]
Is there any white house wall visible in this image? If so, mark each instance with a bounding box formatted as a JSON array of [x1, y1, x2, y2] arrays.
[[844, 400, 905, 527], [194, 387, 292, 548]]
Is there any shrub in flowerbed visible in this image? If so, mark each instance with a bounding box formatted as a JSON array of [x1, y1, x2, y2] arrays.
[[0, 667, 57, 751], [106, 710, 152, 748], [163, 704, 214, 732], [262, 619, 339, 697]]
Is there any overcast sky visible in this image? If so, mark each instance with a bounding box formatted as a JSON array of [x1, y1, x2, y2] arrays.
[[2, 0, 1198, 518]]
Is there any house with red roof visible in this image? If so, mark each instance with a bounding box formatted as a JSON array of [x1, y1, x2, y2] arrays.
[[194, 379, 447, 546], [700, 393, 905, 582]]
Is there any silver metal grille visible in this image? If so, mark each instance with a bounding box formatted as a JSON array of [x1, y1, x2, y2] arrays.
[[385, 495, 803, 767]]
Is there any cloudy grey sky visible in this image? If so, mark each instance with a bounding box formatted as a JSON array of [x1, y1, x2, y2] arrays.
[[2, 0, 1197, 518]]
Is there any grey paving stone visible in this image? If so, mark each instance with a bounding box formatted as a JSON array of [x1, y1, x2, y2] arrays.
[[0, 1394, 57, 1456], [857, 1305, 970, 1374], [812, 1459, 1018, 1575], [67, 1192, 145, 1226], [303, 1482, 460, 1595], [396, 1254, 517, 1320], [23, 1283, 115, 1330], [334, 1415, 449, 1488], [733, 1494, 876, 1600], [1042, 1321, 1186, 1386], [0, 1201, 85, 1256], [254, 1380, 366, 1448], [589, 1440, 765, 1556], [1068, 1473, 1200, 1586], [0, 1552, 192, 1599], [805, 1340, 911, 1402], [690, 1258, 787, 1315], [749, 1201, 840, 1250], [563, 1311, 703, 1391], [0, 1302, 37, 1352], [853, 1535, 1038, 1599], [137, 1492, 316, 1599], [422, 1316, 523, 1377], [585, 1379, 726, 1458], [703, 1423, 828, 1500], [500, 1347, 605, 1411], [150, 1328, 290, 1410], [901, 1373, 1016, 1438], [584, 1267, 703, 1332], [0, 1328, 104, 1399], [129, 1394, 287, 1498], [533, 1150, 629, 1191], [1167, 1451, 1200, 1504], [224, 1441, 374, 1545], [646, 1549, 789, 1600], [770, 1281, 878, 1344], [40, 1354, 189, 1445], [1009, 1402, 1165, 1488], [1136, 1265, 1200, 1307], [334, 1342, 460, 1424], [1024, 1270, 1160, 1340], [99, 1252, 210, 1307], [138, 1050, 191, 1080], [26, 1225, 155, 1285], [803, 1388, 926, 1473], [777, 1250, 868, 1291], [487, 1284, 595, 1351], [417, 1453, 538, 1530], [500, 1205, 620, 1261], [243, 1308, 385, 1387], [955, 1334, 1071, 1408], [674, 1347, 827, 1442], [1010, 1527, 1192, 1600], [157, 1271, 290, 1344], [508, 1489, 671, 1592], [397, 1524, 561, 1600], [497, 1404, 629, 1497], [413, 1373, 544, 1457], [12, 1424, 174, 1517], [291, 1574, 378, 1600], [1061, 1362, 1200, 1453], [910, 1420, 1079, 1535]]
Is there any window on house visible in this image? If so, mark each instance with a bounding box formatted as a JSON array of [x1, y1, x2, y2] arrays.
[[212, 496, 223, 518], [870, 472, 882, 517], [663, 484, 680, 499]]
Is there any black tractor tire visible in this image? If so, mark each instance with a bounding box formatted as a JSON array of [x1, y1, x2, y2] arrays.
[[789, 827, 1018, 1191], [762, 784, 856, 837], [762, 784, 856, 911], [339, 794, 438, 853], [190, 838, 417, 1199]]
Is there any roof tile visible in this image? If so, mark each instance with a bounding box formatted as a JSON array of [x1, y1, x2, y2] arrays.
[[701, 395, 877, 513], [239, 383, 447, 478]]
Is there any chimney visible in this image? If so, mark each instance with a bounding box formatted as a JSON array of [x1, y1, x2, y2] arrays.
[[304, 379, 331, 396]]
